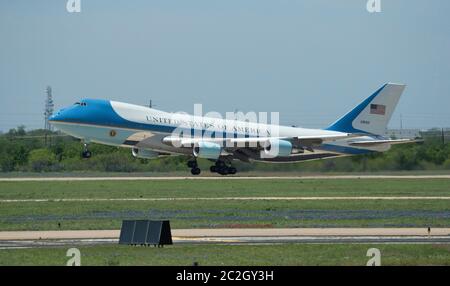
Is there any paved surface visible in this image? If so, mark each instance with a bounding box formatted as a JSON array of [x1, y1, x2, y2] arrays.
[[1, 228, 449, 241], [3, 236, 450, 249], [1, 196, 450, 203], [0, 239, 117, 249], [1, 228, 450, 249], [1, 175, 450, 182]]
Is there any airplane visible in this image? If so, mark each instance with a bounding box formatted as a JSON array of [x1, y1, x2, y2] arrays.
[[49, 83, 415, 175]]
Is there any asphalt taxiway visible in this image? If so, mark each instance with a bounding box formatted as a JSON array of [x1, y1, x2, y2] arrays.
[[1, 228, 449, 249]]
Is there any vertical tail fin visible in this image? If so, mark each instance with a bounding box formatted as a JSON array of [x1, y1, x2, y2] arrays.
[[326, 83, 406, 135]]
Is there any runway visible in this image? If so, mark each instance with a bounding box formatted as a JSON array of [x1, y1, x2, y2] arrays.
[[1, 228, 450, 249], [1, 175, 450, 182], [1, 196, 450, 203]]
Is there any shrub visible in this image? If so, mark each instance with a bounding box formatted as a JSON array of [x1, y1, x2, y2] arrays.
[[28, 149, 58, 172]]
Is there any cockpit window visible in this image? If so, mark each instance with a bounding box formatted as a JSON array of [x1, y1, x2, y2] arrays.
[[74, 102, 81, 105], [74, 102, 87, 106]]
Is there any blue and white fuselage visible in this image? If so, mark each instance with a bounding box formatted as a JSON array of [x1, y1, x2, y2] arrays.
[[49, 83, 412, 173]]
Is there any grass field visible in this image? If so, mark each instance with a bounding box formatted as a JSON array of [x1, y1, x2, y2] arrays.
[[1, 170, 450, 178], [2, 178, 450, 199], [1, 178, 450, 266], [0, 179, 450, 230], [1, 244, 450, 266]]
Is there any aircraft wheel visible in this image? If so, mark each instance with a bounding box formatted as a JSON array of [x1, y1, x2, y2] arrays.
[[187, 160, 197, 168], [82, 150, 92, 159], [215, 160, 226, 168], [191, 167, 201, 175], [210, 165, 217, 173], [218, 167, 228, 175]]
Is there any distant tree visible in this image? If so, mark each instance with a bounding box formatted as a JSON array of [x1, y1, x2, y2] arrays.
[[0, 152, 15, 172], [7, 125, 26, 137], [1, 126, 450, 173], [28, 149, 57, 172]]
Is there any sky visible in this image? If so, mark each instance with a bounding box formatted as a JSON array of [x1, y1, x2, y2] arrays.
[[0, 0, 449, 132]]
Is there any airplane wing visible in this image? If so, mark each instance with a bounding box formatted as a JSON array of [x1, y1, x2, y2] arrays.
[[162, 133, 355, 148], [348, 138, 421, 147]]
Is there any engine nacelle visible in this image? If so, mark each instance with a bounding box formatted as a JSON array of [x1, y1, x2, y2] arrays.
[[132, 148, 159, 159], [263, 139, 293, 157], [193, 141, 222, 160]]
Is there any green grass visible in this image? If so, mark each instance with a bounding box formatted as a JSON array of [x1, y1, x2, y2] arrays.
[[1, 178, 450, 199], [0, 199, 449, 230], [0, 179, 449, 230], [1, 244, 450, 266], [1, 170, 450, 178], [1, 178, 450, 266]]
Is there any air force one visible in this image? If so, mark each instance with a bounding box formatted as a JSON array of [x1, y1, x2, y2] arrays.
[[49, 83, 415, 175]]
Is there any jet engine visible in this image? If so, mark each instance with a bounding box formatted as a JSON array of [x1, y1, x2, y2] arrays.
[[263, 139, 293, 157], [193, 141, 222, 160], [132, 148, 159, 159]]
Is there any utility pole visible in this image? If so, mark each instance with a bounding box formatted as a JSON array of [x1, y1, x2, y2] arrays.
[[400, 114, 403, 137], [44, 86, 54, 131]]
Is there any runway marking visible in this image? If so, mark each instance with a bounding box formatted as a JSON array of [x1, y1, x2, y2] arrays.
[[1, 175, 450, 182], [1, 196, 450, 203], [3, 236, 450, 249]]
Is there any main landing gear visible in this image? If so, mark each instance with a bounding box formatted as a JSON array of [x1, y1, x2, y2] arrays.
[[187, 159, 237, 176], [187, 159, 201, 175], [82, 143, 92, 159], [209, 160, 237, 176]]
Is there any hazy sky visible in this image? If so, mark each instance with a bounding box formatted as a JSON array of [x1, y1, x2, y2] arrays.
[[1, 0, 449, 131]]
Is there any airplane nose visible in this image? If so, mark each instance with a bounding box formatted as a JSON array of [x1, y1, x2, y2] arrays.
[[49, 114, 57, 121], [49, 108, 66, 122]]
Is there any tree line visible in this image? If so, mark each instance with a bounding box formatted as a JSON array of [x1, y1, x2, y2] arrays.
[[1, 126, 450, 173]]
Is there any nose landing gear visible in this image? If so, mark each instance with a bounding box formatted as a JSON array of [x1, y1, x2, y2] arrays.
[[81, 143, 92, 159]]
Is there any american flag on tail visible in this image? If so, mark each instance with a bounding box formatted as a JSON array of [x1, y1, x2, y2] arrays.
[[370, 104, 386, 115]]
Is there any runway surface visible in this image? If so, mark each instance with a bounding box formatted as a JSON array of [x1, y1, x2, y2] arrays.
[[1, 196, 450, 203], [1, 228, 450, 249], [1, 175, 450, 182], [3, 236, 450, 249], [2, 228, 450, 240]]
